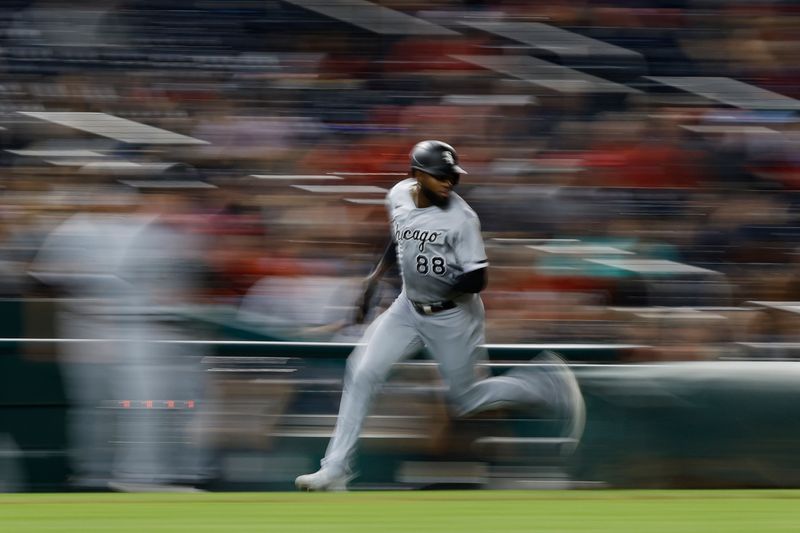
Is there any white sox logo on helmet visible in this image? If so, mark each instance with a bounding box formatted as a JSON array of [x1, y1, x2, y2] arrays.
[[442, 151, 455, 165]]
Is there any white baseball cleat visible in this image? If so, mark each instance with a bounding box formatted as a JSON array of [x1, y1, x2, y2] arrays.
[[534, 351, 586, 456], [295, 466, 350, 492]]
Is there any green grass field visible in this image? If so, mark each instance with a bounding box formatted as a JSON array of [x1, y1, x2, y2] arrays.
[[2, 490, 799, 532]]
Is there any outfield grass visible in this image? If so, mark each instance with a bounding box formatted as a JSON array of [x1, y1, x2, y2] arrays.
[[1, 490, 799, 532]]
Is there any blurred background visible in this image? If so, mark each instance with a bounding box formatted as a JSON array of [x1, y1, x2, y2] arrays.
[[1, 0, 800, 493]]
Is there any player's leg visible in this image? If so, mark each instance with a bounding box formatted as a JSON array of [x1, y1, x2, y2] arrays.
[[59, 349, 115, 487], [296, 298, 423, 490], [112, 332, 161, 485], [421, 301, 549, 416], [429, 337, 548, 416], [422, 298, 585, 452]]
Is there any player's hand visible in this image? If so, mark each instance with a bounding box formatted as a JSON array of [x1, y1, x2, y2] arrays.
[[354, 277, 378, 324]]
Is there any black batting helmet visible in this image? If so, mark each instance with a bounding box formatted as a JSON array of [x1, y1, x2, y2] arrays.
[[409, 140, 467, 178]]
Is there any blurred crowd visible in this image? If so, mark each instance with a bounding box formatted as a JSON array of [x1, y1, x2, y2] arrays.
[[0, 0, 798, 363]]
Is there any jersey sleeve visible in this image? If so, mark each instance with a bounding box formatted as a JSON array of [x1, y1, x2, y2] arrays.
[[454, 214, 488, 273]]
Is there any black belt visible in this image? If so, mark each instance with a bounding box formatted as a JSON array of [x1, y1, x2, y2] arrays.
[[411, 300, 457, 316]]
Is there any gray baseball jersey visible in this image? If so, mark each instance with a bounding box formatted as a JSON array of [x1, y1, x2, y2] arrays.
[[387, 178, 488, 304]]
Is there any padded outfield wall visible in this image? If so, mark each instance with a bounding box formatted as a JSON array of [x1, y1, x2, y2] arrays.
[[1, 299, 800, 491]]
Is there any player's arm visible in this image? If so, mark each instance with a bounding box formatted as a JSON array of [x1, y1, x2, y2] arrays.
[[366, 240, 397, 284], [355, 240, 397, 323], [451, 214, 489, 295], [452, 266, 487, 293]]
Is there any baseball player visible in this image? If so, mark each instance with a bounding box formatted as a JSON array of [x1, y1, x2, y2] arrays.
[[295, 140, 585, 491]]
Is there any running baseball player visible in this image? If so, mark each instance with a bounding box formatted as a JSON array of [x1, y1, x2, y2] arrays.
[[295, 140, 585, 491]]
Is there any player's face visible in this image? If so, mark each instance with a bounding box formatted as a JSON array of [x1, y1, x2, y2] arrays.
[[416, 170, 459, 206]]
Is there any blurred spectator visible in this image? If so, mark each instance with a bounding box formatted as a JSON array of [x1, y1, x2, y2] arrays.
[[0, 0, 796, 364], [31, 177, 214, 491]]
